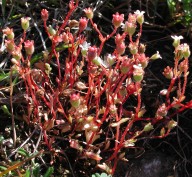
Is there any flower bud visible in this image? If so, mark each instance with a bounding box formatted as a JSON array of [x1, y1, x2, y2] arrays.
[[11, 58, 20, 65], [175, 48, 183, 60], [109, 104, 117, 114], [150, 51, 162, 60], [84, 7, 93, 19], [129, 42, 138, 55], [12, 46, 22, 60], [116, 42, 126, 55], [120, 58, 131, 74], [167, 120, 177, 130], [171, 97, 182, 109], [127, 83, 136, 94], [52, 35, 62, 44], [182, 43, 191, 58], [136, 53, 149, 68], [115, 34, 124, 45], [45, 63, 52, 75], [92, 56, 102, 66], [156, 103, 167, 117], [119, 87, 127, 98], [163, 66, 173, 79], [42, 50, 49, 60], [69, 0, 75, 10], [24, 40, 34, 55], [143, 122, 154, 132], [70, 93, 81, 108], [175, 43, 191, 60], [88, 46, 97, 61], [97, 163, 112, 174], [79, 17, 88, 32], [69, 20, 79, 29], [69, 139, 82, 151], [160, 127, 166, 136], [47, 25, 56, 36], [5, 40, 15, 53], [179, 60, 188, 72], [134, 10, 145, 25], [2, 27, 14, 40], [105, 54, 116, 66], [41, 9, 49, 21], [61, 32, 69, 44], [84, 151, 102, 161], [160, 89, 168, 96], [75, 81, 87, 90], [123, 21, 136, 36], [128, 13, 137, 23], [133, 64, 144, 82], [21, 17, 31, 31], [112, 12, 124, 28], [138, 43, 146, 53]]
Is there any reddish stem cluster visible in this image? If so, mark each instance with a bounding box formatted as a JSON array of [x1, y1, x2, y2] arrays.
[[2, 0, 192, 175]]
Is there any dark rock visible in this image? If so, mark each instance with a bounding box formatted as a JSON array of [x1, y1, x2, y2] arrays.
[[114, 152, 177, 177]]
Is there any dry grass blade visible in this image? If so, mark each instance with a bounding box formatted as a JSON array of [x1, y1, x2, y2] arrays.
[[0, 150, 44, 177]]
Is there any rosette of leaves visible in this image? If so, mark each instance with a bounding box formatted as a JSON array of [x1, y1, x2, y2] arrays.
[[92, 172, 112, 177]]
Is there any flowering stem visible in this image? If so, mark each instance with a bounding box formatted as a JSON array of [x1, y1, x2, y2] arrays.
[[43, 21, 51, 39], [166, 77, 176, 105], [136, 24, 142, 44], [181, 58, 188, 97], [57, 1, 78, 35], [108, 119, 135, 161], [135, 82, 141, 119], [54, 50, 61, 83]]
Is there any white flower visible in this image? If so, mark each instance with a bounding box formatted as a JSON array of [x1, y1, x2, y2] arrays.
[[79, 41, 91, 57], [171, 35, 183, 40], [105, 53, 116, 66], [171, 35, 183, 47], [133, 64, 142, 69], [134, 10, 145, 24], [177, 43, 191, 58], [150, 51, 162, 60], [134, 10, 145, 16]]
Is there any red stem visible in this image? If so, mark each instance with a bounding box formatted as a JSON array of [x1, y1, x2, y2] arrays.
[[181, 58, 188, 97], [135, 82, 141, 119]]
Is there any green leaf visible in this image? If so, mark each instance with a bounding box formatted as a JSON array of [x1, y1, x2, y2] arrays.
[[92, 173, 100, 177], [0, 150, 43, 176], [24, 169, 31, 177], [2, 0, 6, 17], [0, 72, 10, 82], [18, 148, 30, 157], [1, 105, 11, 115], [167, 0, 176, 15], [43, 167, 54, 177], [12, 76, 18, 85], [0, 136, 5, 144], [30, 43, 71, 65], [91, 173, 112, 177], [0, 166, 7, 171], [33, 164, 40, 177], [101, 173, 111, 177], [0, 70, 18, 82]]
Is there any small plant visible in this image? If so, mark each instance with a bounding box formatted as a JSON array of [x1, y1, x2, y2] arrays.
[[1, 0, 192, 175], [92, 172, 112, 177], [167, 0, 192, 27]]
